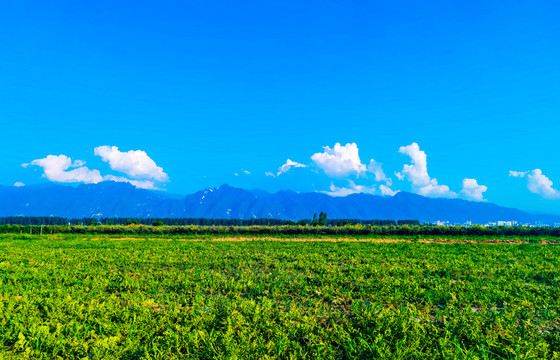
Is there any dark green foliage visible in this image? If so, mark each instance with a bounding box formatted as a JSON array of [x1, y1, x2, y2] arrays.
[[319, 212, 328, 226], [398, 219, 421, 226], [0, 235, 559, 358], [1, 224, 560, 238], [0, 216, 402, 227], [0, 216, 68, 225]]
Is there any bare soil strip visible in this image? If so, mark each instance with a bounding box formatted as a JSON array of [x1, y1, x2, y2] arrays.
[[87, 236, 555, 244]]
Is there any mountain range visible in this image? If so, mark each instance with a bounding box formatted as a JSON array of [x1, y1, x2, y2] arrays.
[[0, 181, 558, 225]]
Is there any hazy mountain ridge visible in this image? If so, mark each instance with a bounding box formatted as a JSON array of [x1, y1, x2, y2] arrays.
[[0, 182, 557, 224]]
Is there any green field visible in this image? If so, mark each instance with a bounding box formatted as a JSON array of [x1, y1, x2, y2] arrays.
[[1, 235, 559, 359]]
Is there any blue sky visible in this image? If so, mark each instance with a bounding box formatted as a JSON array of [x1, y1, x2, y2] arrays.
[[1, 1, 559, 213]]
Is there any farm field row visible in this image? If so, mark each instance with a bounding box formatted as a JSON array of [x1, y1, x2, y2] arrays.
[[2, 224, 560, 240], [0, 235, 559, 359], [85, 236, 560, 244], [2, 232, 560, 244]]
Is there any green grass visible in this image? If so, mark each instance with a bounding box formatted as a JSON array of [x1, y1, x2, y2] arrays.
[[0, 234, 559, 359]]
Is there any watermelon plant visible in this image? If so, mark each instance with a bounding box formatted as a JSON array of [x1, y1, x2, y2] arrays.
[[0, 234, 559, 359]]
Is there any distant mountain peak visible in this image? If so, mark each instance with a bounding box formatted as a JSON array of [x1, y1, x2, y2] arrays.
[[0, 182, 558, 224], [393, 191, 425, 199]]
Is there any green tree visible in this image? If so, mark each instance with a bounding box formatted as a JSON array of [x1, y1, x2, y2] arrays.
[[312, 213, 318, 226], [319, 212, 327, 226]]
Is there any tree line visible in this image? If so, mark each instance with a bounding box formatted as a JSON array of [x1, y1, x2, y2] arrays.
[[0, 216, 419, 227], [0, 216, 68, 225], [1, 224, 559, 237]]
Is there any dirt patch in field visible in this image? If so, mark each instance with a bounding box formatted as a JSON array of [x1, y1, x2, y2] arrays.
[[91, 237, 151, 241], [86, 236, 549, 244], [209, 237, 536, 244]]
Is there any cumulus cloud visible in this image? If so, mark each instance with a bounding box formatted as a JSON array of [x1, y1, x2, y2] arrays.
[[528, 170, 560, 198], [267, 159, 307, 177], [511, 169, 560, 199], [267, 142, 394, 196], [94, 146, 169, 182], [395, 143, 430, 187], [234, 170, 251, 177], [461, 178, 487, 201], [103, 175, 158, 190], [278, 159, 306, 176], [311, 143, 367, 177], [322, 180, 398, 197], [417, 180, 456, 198], [368, 159, 391, 186], [13, 182, 25, 187], [509, 170, 528, 178], [379, 184, 398, 196], [396, 142, 456, 198], [27, 155, 104, 184], [25, 146, 170, 190], [311, 142, 393, 185], [322, 181, 377, 197]]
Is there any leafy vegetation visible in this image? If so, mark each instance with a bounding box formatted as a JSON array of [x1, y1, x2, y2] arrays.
[[0, 216, 68, 225], [0, 234, 559, 359], [0, 216, 409, 226], [1, 224, 560, 239]]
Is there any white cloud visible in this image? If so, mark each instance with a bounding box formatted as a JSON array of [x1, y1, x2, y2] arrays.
[[396, 143, 430, 187], [13, 182, 25, 187], [417, 180, 457, 198], [322, 180, 398, 197], [311, 142, 393, 188], [28, 155, 104, 184], [267, 142, 393, 196], [322, 181, 377, 197], [235, 169, 251, 176], [509, 169, 559, 199], [103, 175, 158, 190], [26, 149, 167, 190], [527, 169, 560, 198], [311, 143, 367, 177], [379, 184, 398, 196], [461, 178, 487, 201], [268, 159, 308, 177], [396, 142, 456, 198], [368, 159, 391, 185], [278, 159, 307, 176], [509, 170, 528, 178], [94, 146, 168, 182]]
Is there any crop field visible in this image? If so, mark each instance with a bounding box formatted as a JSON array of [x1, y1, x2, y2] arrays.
[[1, 234, 559, 359]]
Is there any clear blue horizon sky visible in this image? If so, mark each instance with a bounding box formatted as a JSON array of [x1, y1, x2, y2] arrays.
[[1, 1, 559, 214]]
